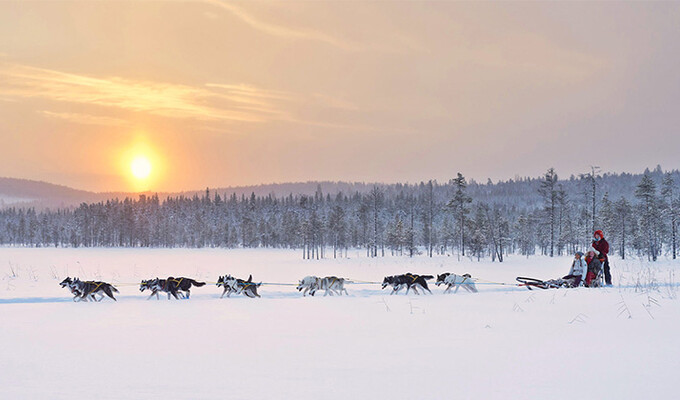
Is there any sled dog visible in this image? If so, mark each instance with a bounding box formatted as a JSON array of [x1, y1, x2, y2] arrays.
[[435, 273, 478, 293], [297, 276, 317, 296], [297, 276, 348, 296], [382, 273, 433, 295], [70, 278, 119, 301], [164, 276, 205, 299], [140, 278, 179, 300], [140, 277, 205, 300], [311, 276, 348, 296], [217, 275, 261, 298], [60, 277, 94, 302]]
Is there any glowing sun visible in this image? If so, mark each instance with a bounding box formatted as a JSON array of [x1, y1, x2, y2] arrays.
[[130, 156, 152, 180]]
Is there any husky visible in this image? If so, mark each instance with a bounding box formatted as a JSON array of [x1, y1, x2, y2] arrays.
[[140, 277, 205, 300], [165, 276, 205, 299], [382, 273, 433, 295], [310, 276, 348, 296], [140, 278, 181, 300], [71, 278, 119, 301], [60, 277, 95, 302], [297, 276, 318, 296], [216, 275, 237, 298], [297, 276, 348, 296], [217, 275, 261, 298], [436, 273, 478, 293]]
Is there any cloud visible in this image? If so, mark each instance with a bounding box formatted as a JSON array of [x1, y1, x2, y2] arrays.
[[0, 62, 291, 123], [0, 62, 379, 133], [40, 111, 130, 127], [202, 0, 424, 54], [203, 0, 360, 51]]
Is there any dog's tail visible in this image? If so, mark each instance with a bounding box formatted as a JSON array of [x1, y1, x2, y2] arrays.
[[189, 279, 206, 287], [110, 285, 119, 293], [422, 275, 434, 280]]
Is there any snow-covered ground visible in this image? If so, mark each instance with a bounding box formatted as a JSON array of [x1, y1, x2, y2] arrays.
[[1, 247, 679, 399]]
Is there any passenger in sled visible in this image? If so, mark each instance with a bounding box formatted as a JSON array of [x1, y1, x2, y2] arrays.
[[584, 250, 603, 287], [562, 251, 588, 288]]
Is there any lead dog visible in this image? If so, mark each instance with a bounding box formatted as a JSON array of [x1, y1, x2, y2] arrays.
[[217, 275, 261, 298], [60, 277, 95, 302], [297, 276, 348, 296], [381, 273, 433, 295], [436, 273, 478, 293]]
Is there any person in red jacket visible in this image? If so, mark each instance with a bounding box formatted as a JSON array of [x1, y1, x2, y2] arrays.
[[591, 230, 611, 286]]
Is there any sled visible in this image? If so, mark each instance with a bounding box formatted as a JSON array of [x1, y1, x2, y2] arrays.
[[516, 277, 571, 290]]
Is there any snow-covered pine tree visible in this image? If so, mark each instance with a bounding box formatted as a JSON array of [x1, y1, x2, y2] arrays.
[[661, 172, 678, 259], [635, 173, 662, 261], [600, 192, 615, 254], [613, 197, 632, 259], [369, 185, 384, 258], [447, 173, 472, 258], [538, 168, 558, 257], [580, 166, 601, 233]]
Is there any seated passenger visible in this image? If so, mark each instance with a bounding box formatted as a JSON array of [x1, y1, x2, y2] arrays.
[[584, 250, 602, 287], [563, 251, 587, 287]]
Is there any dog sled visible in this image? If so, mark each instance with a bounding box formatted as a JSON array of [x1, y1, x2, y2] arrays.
[[516, 270, 606, 290], [515, 277, 573, 290]]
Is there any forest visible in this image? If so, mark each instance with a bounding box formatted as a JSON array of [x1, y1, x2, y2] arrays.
[[0, 166, 677, 262]]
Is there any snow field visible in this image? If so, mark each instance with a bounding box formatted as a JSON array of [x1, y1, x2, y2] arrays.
[[1, 248, 679, 399]]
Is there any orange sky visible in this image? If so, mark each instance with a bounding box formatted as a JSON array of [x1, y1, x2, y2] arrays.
[[1, 1, 680, 192]]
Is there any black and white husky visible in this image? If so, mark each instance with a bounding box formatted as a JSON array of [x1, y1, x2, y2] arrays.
[[140, 277, 205, 300], [60, 277, 94, 302], [140, 278, 178, 300], [64, 277, 118, 301], [381, 273, 433, 295], [436, 273, 478, 293], [216, 275, 261, 298], [297, 276, 348, 296]]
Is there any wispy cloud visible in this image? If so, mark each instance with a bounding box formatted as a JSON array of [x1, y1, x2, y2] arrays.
[[0, 62, 377, 132], [40, 111, 131, 128], [0, 62, 291, 123], [203, 0, 361, 51]]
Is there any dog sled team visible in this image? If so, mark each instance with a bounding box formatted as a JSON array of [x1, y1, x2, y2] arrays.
[[58, 230, 613, 300], [59, 271, 478, 302]]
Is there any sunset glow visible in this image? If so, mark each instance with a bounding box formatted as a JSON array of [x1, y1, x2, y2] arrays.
[[1, 1, 680, 192], [130, 156, 152, 180]]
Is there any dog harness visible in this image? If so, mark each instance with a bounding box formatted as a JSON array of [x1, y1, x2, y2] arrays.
[[82, 281, 104, 296]]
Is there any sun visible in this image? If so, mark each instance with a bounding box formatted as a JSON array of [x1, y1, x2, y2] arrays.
[[130, 156, 152, 180]]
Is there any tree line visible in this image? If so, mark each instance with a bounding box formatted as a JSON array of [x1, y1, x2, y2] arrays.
[[0, 166, 678, 262]]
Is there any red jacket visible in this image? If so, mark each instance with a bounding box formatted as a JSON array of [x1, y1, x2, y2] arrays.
[[593, 238, 609, 260]]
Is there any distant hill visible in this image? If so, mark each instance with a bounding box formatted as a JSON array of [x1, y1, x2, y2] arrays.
[[0, 178, 378, 210], [0, 177, 99, 209]]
